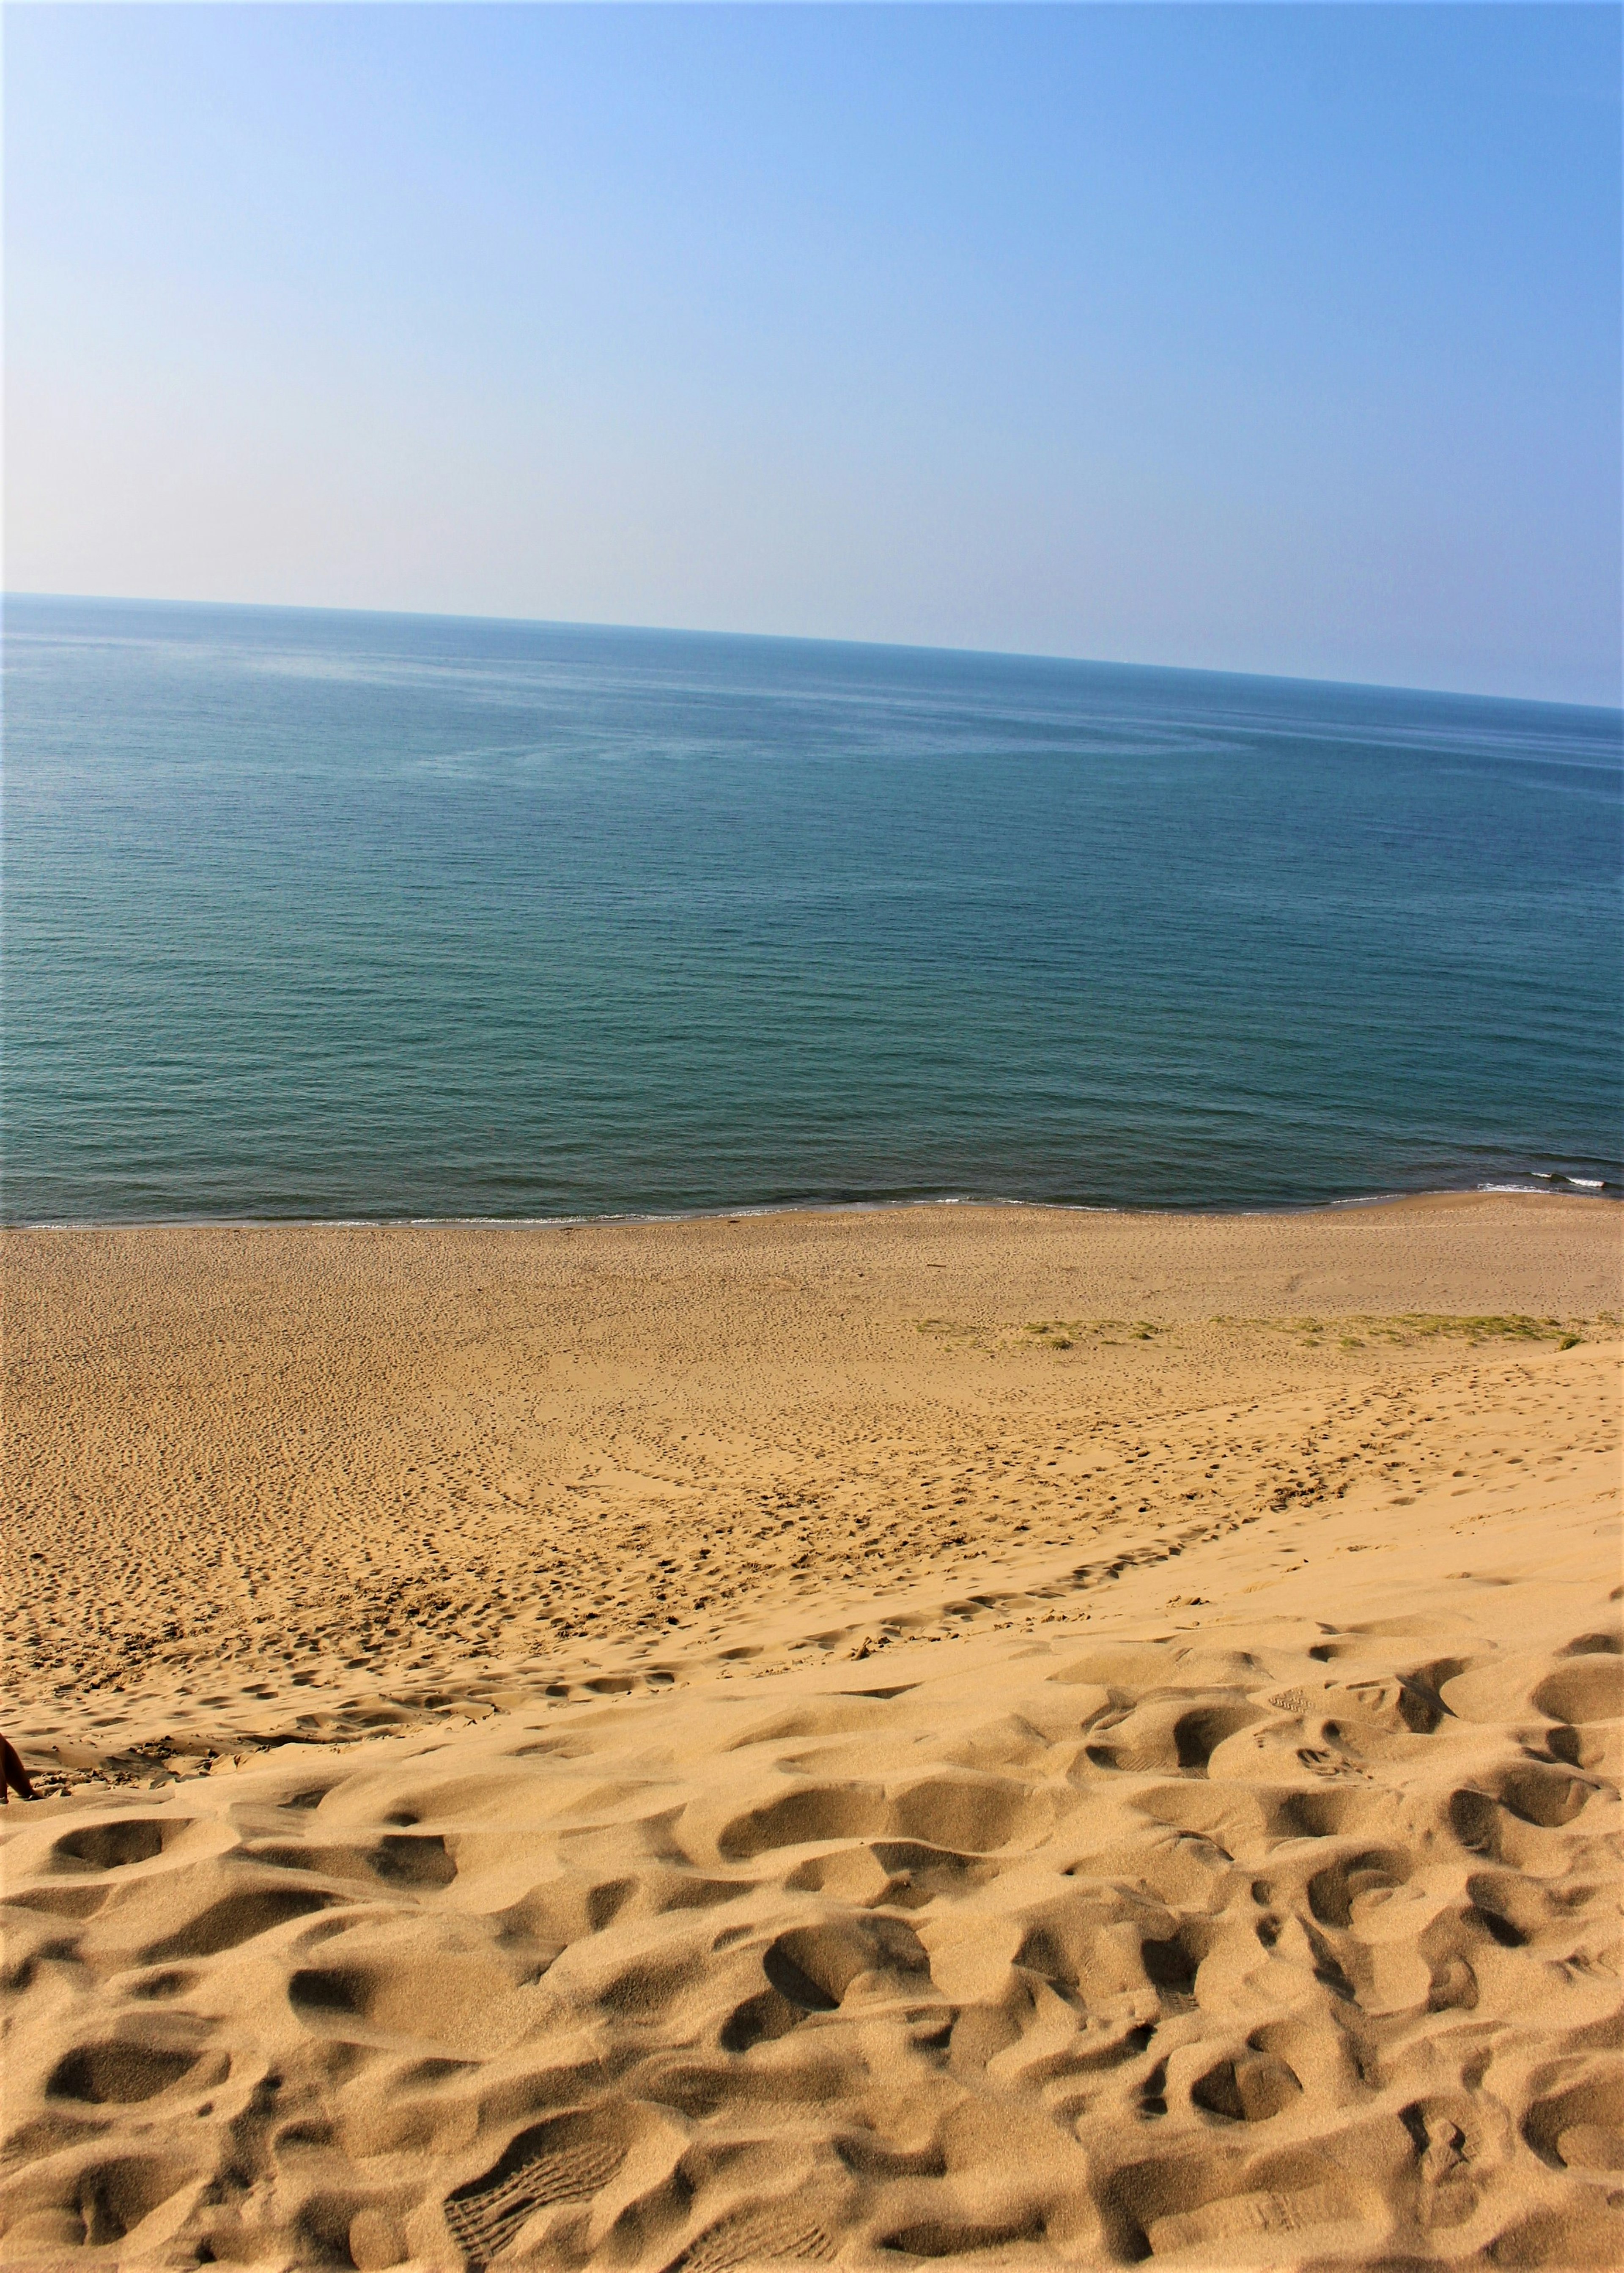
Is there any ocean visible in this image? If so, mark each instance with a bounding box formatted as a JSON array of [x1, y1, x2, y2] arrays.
[[4, 594, 1619, 1223]]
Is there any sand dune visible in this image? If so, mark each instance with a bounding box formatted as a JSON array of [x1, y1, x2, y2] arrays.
[[2, 1197, 1620, 2268]]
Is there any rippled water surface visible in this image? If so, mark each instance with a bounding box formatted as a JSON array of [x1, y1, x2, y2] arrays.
[[5, 595, 1619, 1220]]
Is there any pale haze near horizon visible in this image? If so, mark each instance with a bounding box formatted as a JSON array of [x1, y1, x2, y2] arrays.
[[6, 3, 1620, 706]]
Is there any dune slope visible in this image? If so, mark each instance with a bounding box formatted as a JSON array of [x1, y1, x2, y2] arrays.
[[1, 1200, 1619, 2270]]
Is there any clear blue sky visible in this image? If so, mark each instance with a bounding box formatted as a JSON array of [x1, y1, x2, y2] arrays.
[[6, 3, 1619, 703]]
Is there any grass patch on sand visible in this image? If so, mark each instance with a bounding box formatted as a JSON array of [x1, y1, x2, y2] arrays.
[[1022, 1318, 1162, 1349], [916, 1312, 1617, 1357], [1272, 1312, 1616, 1350]]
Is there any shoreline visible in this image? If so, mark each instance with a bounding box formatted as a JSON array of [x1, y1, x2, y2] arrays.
[[5, 1179, 1619, 1236]]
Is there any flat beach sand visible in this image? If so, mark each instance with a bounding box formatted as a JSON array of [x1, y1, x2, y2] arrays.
[[2, 1193, 1620, 2270]]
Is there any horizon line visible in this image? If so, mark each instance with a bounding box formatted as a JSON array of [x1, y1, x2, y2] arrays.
[[7, 587, 1622, 718]]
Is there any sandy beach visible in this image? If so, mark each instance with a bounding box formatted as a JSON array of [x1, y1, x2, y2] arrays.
[[2, 1193, 1619, 2269]]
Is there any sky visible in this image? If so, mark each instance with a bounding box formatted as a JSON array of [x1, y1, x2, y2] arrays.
[[5, 3, 1620, 704]]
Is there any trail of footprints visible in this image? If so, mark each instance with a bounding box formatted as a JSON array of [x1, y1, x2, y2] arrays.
[[16, 1308, 1610, 1733], [2, 1601, 1620, 2270], [26, 1344, 1615, 1791]]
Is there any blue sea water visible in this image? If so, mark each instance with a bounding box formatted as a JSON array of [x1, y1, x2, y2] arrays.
[[3, 595, 1619, 1223]]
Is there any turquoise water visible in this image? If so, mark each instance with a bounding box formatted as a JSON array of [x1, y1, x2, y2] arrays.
[[4, 595, 1619, 1222]]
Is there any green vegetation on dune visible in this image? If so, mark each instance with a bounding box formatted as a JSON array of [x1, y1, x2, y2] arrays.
[[1274, 1312, 1614, 1350], [913, 1312, 1616, 1356]]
